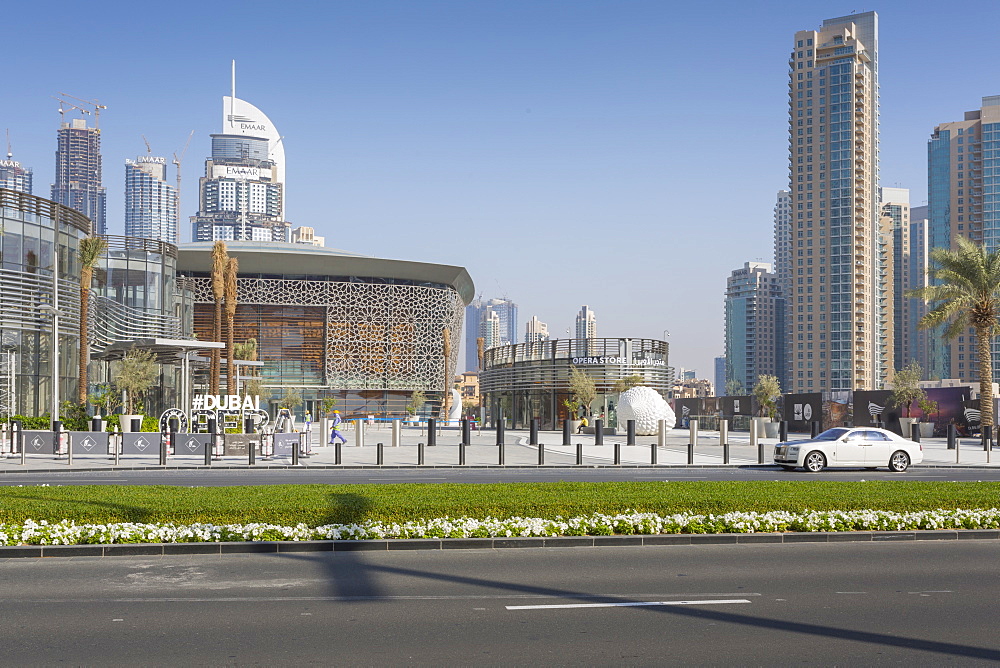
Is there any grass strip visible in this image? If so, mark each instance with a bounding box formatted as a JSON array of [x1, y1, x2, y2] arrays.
[[2, 481, 1000, 526]]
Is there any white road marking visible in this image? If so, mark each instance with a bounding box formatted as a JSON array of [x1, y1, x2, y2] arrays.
[[835, 591, 867, 594], [506, 599, 752, 610]]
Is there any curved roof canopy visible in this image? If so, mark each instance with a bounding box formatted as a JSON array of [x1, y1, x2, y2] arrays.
[[176, 241, 475, 306]]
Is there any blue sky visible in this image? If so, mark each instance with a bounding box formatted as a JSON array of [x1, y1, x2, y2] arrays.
[[5, 0, 1000, 379]]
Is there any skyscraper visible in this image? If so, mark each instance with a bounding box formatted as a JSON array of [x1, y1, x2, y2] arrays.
[[714, 355, 726, 397], [524, 316, 549, 343], [575, 305, 597, 356], [464, 297, 518, 370], [125, 156, 178, 243], [725, 262, 785, 394], [772, 189, 793, 385], [909, 205, 930, 374], [191, 69, 289, 242], [480, 310, 502, 350], [881, 187, 911, 372], [787, 11, 889, 392], [0, 151, 32, 194], [928, 95, 1000, 382], [52, 117, 106, 234]]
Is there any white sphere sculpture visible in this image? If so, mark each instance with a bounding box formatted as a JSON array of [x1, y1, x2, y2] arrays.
[[617, 386, 675, 435]]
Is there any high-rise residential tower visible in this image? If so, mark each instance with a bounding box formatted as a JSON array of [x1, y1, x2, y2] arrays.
[[464, 297, 518, 370], [524, 316, 549, 343], [787, 11, 890, 392], [928, 96, 1000, 382], [575, 305, 597, 356], [125, 156, 178, 243], [725, 262, 786, 394], [480, 310, 502, 350], [0, 152, 32, 194], [191, 69, 290, 242], [881, 187, 911, 372], [772, 189, 793, 385], [51, 117, 106, 234], [909, 204, 930, 374], [714, 355, 726, 397]]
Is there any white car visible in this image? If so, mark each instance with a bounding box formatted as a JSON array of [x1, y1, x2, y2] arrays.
[[773, 427, 923, 472]]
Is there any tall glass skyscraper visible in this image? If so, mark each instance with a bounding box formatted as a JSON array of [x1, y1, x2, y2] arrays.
[[0, 158, 32, 194], [725, 262, 785, 394], [51, 118, 106, 235], [125, 156, 178, 243], [787, 11, 890, 392], [464, 297, 518, 371], [927, 96, 1000, 382], [190, 89, 289, 242]]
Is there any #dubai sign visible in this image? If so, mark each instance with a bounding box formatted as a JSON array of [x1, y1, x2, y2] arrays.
[[158, 395, 269, 434]]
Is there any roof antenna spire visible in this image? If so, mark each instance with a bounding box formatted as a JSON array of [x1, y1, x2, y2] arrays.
[[230, 60, 236, 122]]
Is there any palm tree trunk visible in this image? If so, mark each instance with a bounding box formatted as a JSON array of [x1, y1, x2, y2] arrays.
[[977, 326, 995, 431], [211, 301, 222, 394], [78, 267, 91, 405]]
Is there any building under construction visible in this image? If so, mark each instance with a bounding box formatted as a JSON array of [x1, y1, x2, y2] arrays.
[[51, 117, 105, 235]]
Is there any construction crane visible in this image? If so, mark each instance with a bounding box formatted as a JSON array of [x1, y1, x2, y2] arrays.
[[6, 129, 12, 160], [57, 92, 107, 128], [51, 97, 91, 123], [172, 131, 195, 231], [141, 135, 152, 155]]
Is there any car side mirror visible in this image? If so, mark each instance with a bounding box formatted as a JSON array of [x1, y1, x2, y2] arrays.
[[841, 436, 849, 442]]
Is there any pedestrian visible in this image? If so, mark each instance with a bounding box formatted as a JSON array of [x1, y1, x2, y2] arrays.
[[329, 410, 348, 444], [576, 414, 589, 434]]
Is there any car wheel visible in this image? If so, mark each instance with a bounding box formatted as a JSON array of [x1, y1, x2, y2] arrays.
[[888, 450, 910, 473], [780, 465, 797, 472], [804, 451, 825, 473]]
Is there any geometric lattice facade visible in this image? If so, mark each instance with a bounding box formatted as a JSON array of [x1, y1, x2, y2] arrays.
[[186, 276, 464, 391]]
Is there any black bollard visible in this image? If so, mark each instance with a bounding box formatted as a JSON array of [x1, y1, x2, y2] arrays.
[[459, 441, 465, 465], [245, 418, 256, 466], [811, 421, 820, 438], [418, 441, 425, 465], [947, 423, 956, 450], [614, 442, 621, 465], [910, 422, 921, 443], [529, 418, 539, 446], [650, 442, 657, 465], [687, 439, 694, 466], [427, 418, 437, 447], [335, 439, 342, 465], [538, 442, 544, 465], [594, 419, 604, 446], [461, 418, 471, 446], [984, 425, 993, 452], [206, 417, 216, 465], [499, 439, 505, 465], [377, 442, 384, 465], [496, 414, 504, 446], [723, 438, 730, 465], [562, 419, 571, 446], [576, 442, 583, 465], [291, 434, 299, 465], [779, 421, 788, 442], [626, 420, 636, 446]]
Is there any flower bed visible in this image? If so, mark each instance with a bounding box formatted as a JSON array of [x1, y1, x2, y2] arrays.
[[4, 509, 1000, 546]]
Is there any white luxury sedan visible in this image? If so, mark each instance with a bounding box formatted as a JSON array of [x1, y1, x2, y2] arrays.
[[773, 427, 923, 472]]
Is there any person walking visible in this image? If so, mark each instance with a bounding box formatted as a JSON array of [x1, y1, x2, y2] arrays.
[[329, 410, 348, 444]]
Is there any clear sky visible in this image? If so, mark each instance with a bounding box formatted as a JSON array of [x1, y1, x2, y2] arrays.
[[5, 0, 1000, 379]]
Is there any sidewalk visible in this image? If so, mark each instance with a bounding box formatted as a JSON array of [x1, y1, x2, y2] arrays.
[[0, 426, 997, 470]]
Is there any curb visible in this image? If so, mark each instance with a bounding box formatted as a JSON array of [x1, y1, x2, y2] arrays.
[[2, 529, 997, 559]]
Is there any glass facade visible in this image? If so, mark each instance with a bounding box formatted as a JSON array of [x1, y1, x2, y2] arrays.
[[0, 188, 88, 417]]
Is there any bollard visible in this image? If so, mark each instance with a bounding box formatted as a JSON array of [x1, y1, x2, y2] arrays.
[[377, 442, 384, 466], [13, 420, 23, 466], [495, 415, 504, 446], [206, 417, 217, 465], [614, 442, 621, 465], [562, 419, 571, 446], [529, 418, 539, 446], [626, 420, 636, 446], [499, 439, 505, 465], [751, 420, 761, 464], [658, 419, 667, 448], [720, 419, 729, 465], [392, 419, 401, 447], [689, 418, 698, 448], [811, 420, 820, 438], [335, 439, 342, 465], [650, 441, 657, 465], [983, 425, 993, 452], [291, 434, 299, 465], [418, 441, 425, 465], [245, 417, 256, 466], [576, 442, 583, 465], [594, 419, 604, 446], [538, 442, 544, 466], [355, 419, 366, 448], [459, 441, 466, 465], [112, 426, 120, 466], [956, 430, 961, 464], [947, 423, 956, 450], [462, 418, 471, 447], [53, 420, 63, 460], [910, 422, 921, 443], [162, 421, 173, 466], [779, 421, 788, 442], [427, 418, 436, 447]]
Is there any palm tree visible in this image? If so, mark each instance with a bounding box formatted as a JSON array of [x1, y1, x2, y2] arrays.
[[910, 235, 1000, 432], [77, 236, 108, 405], [209, 241, 228, 395], [224, 256, 239, 397]]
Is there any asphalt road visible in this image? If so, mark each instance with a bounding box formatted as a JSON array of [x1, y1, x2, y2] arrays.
[[2, 465, 1000, 486], [3, 541, 1000, 665]]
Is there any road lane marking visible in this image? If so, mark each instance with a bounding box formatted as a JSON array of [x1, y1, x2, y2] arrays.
[[505, 599, 752, 610]]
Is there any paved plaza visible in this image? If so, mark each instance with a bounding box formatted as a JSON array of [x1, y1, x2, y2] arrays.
[[0, 424, 997, 470]]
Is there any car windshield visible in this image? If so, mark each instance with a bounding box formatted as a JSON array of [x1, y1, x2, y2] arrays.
[[813, 428, 849, 441]]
